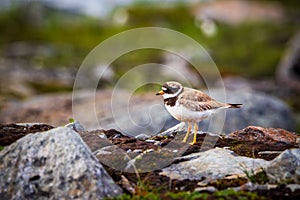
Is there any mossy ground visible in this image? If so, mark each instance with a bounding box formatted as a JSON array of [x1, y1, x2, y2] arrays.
[[109, 189, 265, 200]]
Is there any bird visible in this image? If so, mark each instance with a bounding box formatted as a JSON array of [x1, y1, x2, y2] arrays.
[[156, 81, 242, 145]]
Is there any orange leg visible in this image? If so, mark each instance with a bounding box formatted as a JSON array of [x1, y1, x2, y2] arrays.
[[189, 122, 198, 145], [182, 122, 191, 143]]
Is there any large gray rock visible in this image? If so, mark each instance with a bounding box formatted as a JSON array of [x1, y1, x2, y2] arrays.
[[265, 149, 300, 184], [160, 148, 268, 184], [0, 127, 122, 199], [199, 90, 295, 134]]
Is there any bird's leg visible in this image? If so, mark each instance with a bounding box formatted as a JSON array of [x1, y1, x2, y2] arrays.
[[189, 122, 198, 145], [182, 122, 191, 143]]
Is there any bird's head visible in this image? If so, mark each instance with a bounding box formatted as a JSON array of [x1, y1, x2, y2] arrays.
[[156, 81, 183, 99]]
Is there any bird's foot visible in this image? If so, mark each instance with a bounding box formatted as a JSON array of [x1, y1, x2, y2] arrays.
[[189, 141, 196, 145]]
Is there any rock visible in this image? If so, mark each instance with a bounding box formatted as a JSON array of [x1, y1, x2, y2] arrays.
[[79, 130, 111, 152], [135, 133, 151, 140], [120, 175, 136, 194], [277, 30, 300, 92], [160, 148, 268, 184], [287, 184, 300, 193], [194, 186, 217, 193], [265, 149, 300, 184], [65, 121, 86, 132], [0, 123, 54, 146], [199, 90, 295, 134], [232, 182, 278, 192], [228, 126, 299, 146], [0, 127, 122, 199], [158, 122, 186, 137]]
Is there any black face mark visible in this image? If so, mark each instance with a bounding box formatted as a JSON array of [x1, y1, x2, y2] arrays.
[[164, 96, 177, 107], [162, 83, 180, 94]]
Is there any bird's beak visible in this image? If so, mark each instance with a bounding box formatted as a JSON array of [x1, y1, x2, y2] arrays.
[[156, 90, 164, 95]]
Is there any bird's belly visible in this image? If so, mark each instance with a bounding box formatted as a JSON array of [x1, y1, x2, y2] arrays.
[[165, 104, 213, 122]]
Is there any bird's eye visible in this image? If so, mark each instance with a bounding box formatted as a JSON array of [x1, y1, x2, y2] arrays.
[[162, 86, 167, 91]]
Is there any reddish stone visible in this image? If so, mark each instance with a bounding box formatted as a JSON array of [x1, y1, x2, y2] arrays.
[[228, 126, 299, 145]]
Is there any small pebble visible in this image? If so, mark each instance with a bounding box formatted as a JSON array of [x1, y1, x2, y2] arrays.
[[133, 149, 143, 153], [98, 134, 107, 139], [145, 139, 156, 143], [194, 186, 217, 193], [154, 141, 162, 146], [113, 134, 121, 139], [135, 134, 150, 140], [126, 149, 132, 153]]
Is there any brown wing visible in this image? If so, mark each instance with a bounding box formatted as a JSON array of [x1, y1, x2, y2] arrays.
[[180, 87, 213, 102], [178, 99, 228, 112], [178, 88, 228, 112]]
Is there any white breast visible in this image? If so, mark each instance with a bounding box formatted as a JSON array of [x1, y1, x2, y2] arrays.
[[165, 101, 214, 122]]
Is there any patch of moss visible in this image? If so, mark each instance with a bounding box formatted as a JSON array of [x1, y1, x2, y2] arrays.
[[164, 191, 209, 200], [248, 170, 269, 184], [230, 143, 256, 158], [210, 178, 248, 190], [214, 189, 265, 200], [109, 189, 266, 200]]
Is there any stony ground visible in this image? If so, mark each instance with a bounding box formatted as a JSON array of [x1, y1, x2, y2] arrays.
[[96, 129, 300, 199], [1, 123, 299, 199]]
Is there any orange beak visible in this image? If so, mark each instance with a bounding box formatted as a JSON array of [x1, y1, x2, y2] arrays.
[[156, 90, 164, 95]]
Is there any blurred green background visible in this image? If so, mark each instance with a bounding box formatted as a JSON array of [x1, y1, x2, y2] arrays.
[[0, 0, 300, 130], [0, 0, 299, 76]]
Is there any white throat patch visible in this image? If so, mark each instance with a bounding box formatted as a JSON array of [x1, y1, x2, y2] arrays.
[[162, 87, 183, 99]]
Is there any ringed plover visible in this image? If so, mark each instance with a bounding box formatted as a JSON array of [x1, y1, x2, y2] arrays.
[[156, 81, 242, 145]]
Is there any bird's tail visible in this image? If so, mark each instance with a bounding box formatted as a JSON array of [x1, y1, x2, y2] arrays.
[[228, 104, 243, 108]]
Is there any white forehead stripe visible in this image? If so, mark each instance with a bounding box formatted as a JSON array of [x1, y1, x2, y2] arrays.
[[162, 86, 167, 91]]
